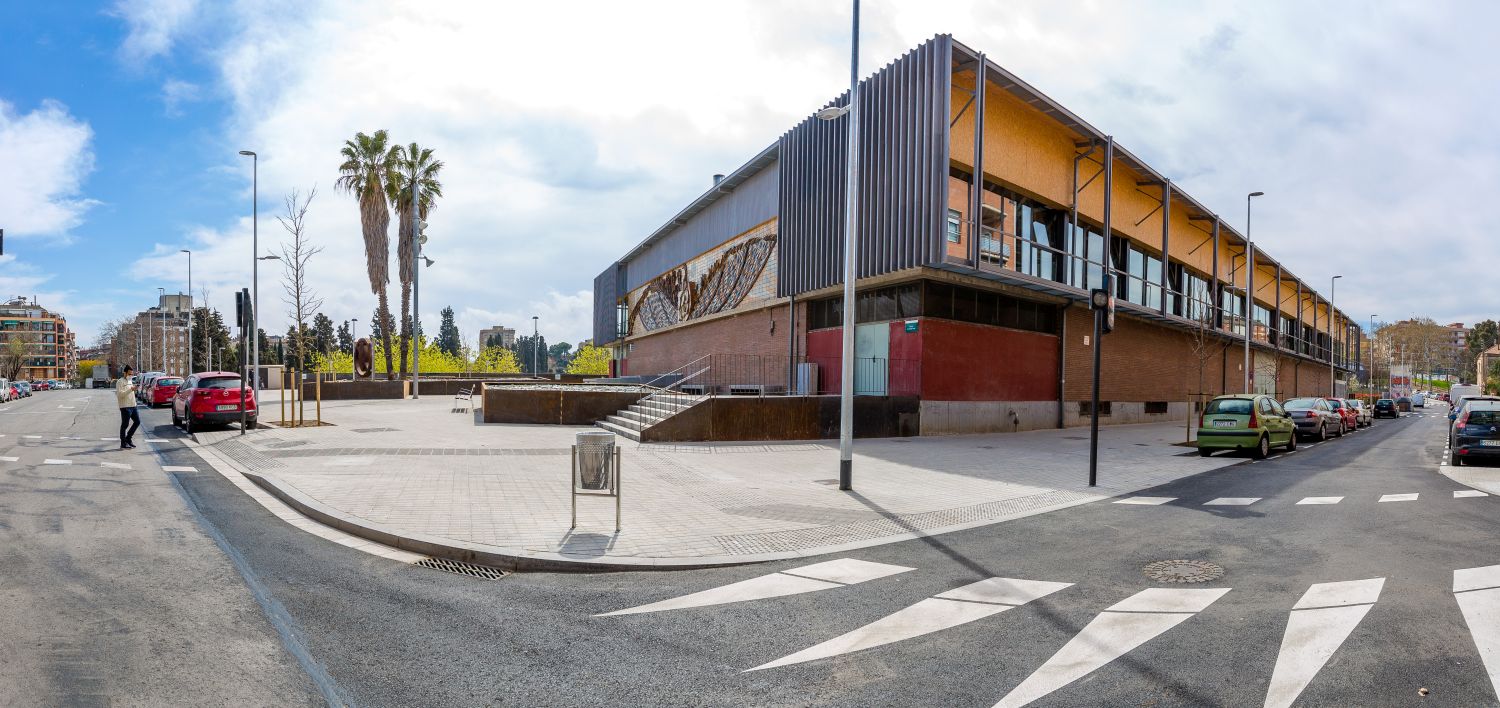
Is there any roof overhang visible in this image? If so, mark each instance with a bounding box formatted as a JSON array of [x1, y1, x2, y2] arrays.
[[618, 143, 778, 265]]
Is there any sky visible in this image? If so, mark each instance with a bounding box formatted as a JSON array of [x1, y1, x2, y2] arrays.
[[1, 0, 1494, 349]]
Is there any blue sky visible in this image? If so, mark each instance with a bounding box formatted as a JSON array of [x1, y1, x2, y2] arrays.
[[3, 1, 1497, 348]]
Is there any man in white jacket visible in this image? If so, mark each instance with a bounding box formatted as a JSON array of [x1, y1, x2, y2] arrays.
[[115, 365, 139, 449]]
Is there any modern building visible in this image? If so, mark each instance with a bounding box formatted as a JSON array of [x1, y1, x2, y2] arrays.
[[0, 296, 76, 381], [1446, 322, 1470, 374], [592, 35, 1359, 436], [479, 326, 516, 349], [1479, 345, 1500, 391]]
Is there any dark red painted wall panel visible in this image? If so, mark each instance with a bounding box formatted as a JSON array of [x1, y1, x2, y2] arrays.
[[805, 328, 843, 394], [919, 319, 1059, 401]]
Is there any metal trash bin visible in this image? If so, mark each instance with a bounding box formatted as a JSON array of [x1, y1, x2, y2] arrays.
[[574, 431, 616, 491]]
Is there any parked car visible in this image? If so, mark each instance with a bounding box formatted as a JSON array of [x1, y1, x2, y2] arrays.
[[14, 381, 30, 397], [1344, 399, 1372, 428], [135, 372, 165, 403], [1197, 394, 1297, 459], [0, 377, 10, 402], [1449, 400, 1500, 466], [1412, 392, 1426, 408], [146, 376, 183, 407], [32, 380, 49, 391], [1283, 397, 1340, 440], [1373, 398, 1398, 418], [8, 383, 19, 400], [1451, 396, 1500, 424], [172, 372, 258, 433], [1325, 399, 1357, 434], [1396, 397, 1412, 412]]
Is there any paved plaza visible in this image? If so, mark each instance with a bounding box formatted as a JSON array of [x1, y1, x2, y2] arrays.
[[188, 393, 1246, 568]]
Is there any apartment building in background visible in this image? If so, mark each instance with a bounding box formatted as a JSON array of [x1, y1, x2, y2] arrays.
[[111, 293, 193, 376], [0, 296, 77, 380], [479, 326, 516, 348], [593, 35, 1358, 437]]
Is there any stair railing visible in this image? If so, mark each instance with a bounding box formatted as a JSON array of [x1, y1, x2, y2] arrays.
[[629, 355, 713, 433]]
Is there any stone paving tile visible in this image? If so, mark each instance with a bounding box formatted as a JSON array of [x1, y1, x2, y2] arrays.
[[203, 394, 1240, 561]]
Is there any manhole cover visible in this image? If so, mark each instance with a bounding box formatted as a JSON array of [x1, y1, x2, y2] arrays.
[[1142, 560, 1224, 583]]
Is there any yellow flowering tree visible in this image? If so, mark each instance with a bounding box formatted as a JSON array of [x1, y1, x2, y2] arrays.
[[565, 344, 610, 375]]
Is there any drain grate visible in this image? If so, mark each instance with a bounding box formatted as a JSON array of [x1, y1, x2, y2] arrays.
[[1142, 560, 1224, 584], [415, 557, 508, 580]]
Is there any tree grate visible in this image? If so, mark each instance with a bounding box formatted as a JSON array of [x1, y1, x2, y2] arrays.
[[415, 557, 509, 580]]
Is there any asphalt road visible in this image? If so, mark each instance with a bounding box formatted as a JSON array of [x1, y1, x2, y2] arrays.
[[7, 389, 1498, 707]]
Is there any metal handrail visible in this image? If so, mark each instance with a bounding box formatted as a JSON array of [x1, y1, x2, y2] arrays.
[[629, 354, 714, 432]]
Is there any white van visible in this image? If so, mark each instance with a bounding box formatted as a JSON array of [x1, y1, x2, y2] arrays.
[[0, 377, 9, 402], [1411, 392, 1426, 408]]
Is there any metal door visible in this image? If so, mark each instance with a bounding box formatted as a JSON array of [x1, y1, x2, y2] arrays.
[[854, 323, 889, 395]]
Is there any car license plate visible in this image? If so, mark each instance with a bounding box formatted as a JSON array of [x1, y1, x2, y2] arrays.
[[216, 404, 238, 411], [1482, 440, 1500, 447], [1212, 420, 1235, 428]]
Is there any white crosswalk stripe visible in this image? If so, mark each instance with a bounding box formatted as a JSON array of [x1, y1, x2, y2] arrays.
[[748, 577, 1072, 671], [100, 462, 131, 470], [1456, 490, 1490, 498], [1114, 496, 1175, 505], [596, 558, 914, 617], [1263, 578, 1384, 708], [0, 456, 17, 462], [1204, 497, 1261, 506], [161, 466, 197, 472], [1378, 493, 1419, 502], [1296, 497, 1343, 505], [1455, 565, 1500, 699], [43, 459, 71, 465], [992, 588, 1230, 707]]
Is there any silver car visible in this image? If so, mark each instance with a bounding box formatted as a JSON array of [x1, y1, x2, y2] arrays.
[[1283, 397, 1341, 440], [1343, 399, 1372, 428]]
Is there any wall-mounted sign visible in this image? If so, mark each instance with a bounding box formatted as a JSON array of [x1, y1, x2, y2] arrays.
[[904, 320, 918, 333]]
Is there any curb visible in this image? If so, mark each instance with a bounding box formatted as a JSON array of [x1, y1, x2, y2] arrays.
[[240, 470, 765, 573]]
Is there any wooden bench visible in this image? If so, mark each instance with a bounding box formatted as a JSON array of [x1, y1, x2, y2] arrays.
[[453, 386, 475, 412]]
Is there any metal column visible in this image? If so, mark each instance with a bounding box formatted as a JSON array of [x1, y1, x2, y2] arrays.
[[1088, 136, 1113, 488], [1159, 180, 1171, 315]]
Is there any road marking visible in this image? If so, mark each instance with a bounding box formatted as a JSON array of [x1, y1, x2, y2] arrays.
[[43, 459, 71, 465], [1296, 497, 1343, 505], [1114, 496, 1175, 505], [161, 465, 197, 472], [100, 462, 131, 470], [100, 437, 115, 441], [1455, 565, 1500, 699], [1456, 490, 1489, 498], [993, 588, 1230, 708], [23, 435, 41, 439], [0, 456, 17, 462], [1263, 578, 1384, 708], [748, 577, 1072, 671], [1378, 493, 1419, 503], [1204, 497, 1261, 506], [596, 558, 914, 617]]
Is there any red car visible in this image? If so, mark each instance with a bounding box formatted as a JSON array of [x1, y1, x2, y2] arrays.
[[171, 371, 258, 433], [147, 376, 183, 407], [1325, 398, 1358, 435]]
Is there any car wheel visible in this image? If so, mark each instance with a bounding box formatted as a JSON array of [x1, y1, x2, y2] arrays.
[[183, 416, 194, 435], [171, 411, 180, 427], [246, 419, 258, 430], [1336, 422, 1346, 438], [1198, 447, 1213, 457], [1285, 434, 1297, 452], [1451, 453, 1463, 466]]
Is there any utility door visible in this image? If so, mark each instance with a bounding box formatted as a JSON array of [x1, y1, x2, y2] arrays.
[[853, 323, 890, 395]]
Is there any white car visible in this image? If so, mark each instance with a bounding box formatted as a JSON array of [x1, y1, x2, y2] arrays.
[[0, 377, 9, 402]]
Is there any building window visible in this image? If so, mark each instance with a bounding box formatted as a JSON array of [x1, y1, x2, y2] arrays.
[[946, 209, 961, 243]]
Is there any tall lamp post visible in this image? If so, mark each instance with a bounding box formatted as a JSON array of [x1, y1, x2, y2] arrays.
[[157, 287, 165, 373], [810, 0, 861, 491], [531, 316, 539, 375], [1369, 314, 1378, 397], [181, 249, 192, 374], [1329, 275, 1342, 397], [238, 150, 259, 391], [1244, 191, 1263, 392]]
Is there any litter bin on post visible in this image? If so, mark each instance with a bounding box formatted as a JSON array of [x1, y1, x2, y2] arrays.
[[572, 430, 621, 531]]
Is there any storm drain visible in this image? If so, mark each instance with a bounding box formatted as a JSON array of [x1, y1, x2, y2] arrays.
[[1142, 560, 1224, 584], [415, 557, 508, 580]]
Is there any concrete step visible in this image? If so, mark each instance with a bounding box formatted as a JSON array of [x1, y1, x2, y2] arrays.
[[622, 407, 668, 425], [637, 400, 688, 416], [595, 419, 641, 441]]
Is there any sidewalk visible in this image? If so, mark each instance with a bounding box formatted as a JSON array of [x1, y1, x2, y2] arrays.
[[194, 394, 1241, 571]]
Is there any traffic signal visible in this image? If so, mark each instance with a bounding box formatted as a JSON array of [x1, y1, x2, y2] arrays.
[[235, 290, 245, 329], [1090, 277, 1116, 335]]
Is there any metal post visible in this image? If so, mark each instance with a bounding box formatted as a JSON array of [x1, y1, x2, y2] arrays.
[[532, 316, 539, 376], [570, 446, 577, 529], [157, 288, 165, 373], [614, 447, 622, 533], [280, 366, 286, 426], [316, 371, 321, 425], [1329, 276, 1341, 397], [838, 0, 861, 492], [1369, 315, 1377, 397], [1159, 180, 1170, 315], [1244, 192, 1262, 392], [411, 196, 421, 399], [1088, 135, 1113, 488], [183, 250, 192, 374]]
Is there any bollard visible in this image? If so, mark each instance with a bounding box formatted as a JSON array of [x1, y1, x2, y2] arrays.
[[316, 370, 322, 425], [279, 368, 286, 426]]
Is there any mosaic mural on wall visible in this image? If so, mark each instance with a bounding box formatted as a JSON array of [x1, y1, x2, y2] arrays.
[[629, 226, 778, 335]]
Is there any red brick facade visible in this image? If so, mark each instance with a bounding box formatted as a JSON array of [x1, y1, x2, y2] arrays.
[[622, 302, 806, 377]]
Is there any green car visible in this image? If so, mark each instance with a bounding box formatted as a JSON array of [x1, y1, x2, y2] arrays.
[[1196, 394, 1297, 459]]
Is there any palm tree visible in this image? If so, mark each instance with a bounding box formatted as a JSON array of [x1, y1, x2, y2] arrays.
[[335, 130, 399, 378], [388, 142, 444, 377]]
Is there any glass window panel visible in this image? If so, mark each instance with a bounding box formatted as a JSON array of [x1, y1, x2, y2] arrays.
[[946, 209, 961, 243]]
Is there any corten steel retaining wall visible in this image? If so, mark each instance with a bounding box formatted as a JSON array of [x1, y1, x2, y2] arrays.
[[641, 395, 920, 443], [481, 386, 647, 425], [304, 380, 410, 400]]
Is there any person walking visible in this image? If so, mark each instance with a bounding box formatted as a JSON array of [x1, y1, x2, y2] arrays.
[[116, 365, 140, 449]]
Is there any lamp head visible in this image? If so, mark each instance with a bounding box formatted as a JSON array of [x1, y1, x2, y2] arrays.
[[238, 150, 256, 156], [815, 105, 850, 121], [1249, 191, 1264, 197]]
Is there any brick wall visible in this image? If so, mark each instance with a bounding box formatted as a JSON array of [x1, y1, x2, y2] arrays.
[[622, 301, 805, 376]]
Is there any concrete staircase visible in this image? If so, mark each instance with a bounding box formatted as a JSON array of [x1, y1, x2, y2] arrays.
[[595, 392, 704, 441]]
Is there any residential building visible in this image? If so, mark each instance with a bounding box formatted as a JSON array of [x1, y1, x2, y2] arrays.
[[1479, 345, 1500, 390], [479, 326, 516, 349], [0, 297, 76, 380], [592, 35, 1358, 436], [113, 293, 193, 376]]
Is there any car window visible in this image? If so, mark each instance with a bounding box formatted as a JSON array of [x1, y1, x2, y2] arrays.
[[198, 377, 242, 389], [1257, 398, 1272, 414], [1284, 398, 1320, 410], [1328, 400, 1342, 409], [1205, 398, 1253, 415], [157, 378, 182, 386], [1465, 409, 1500, 425]]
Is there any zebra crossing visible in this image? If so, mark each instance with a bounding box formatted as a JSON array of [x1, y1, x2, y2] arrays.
[[598, 558, 1500, 707], [1114, 488, 1489, 507]]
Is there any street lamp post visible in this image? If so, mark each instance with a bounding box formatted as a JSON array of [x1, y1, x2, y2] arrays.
[[1369, 314, 1378, 397], [1244, 191, 1263, 392], [157, 287, 165, 373], [531, 316, 539, 376], [1329, 275, 1342, 397], [238, 150, 259, 392], [811, 0, 862, 492], [181, 249, 192, 375]]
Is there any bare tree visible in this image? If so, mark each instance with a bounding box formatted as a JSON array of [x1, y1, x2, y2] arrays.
[[1, 331, 35, 380], [1186, 308, 1230, 441], [276, 186, 324, 372]]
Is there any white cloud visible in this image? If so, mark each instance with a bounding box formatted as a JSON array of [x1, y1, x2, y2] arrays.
[[0, 99, 98, 239], [114, 0, 201, 63], [133, 0, 1500, 343], [161, 78, 202, 116]]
